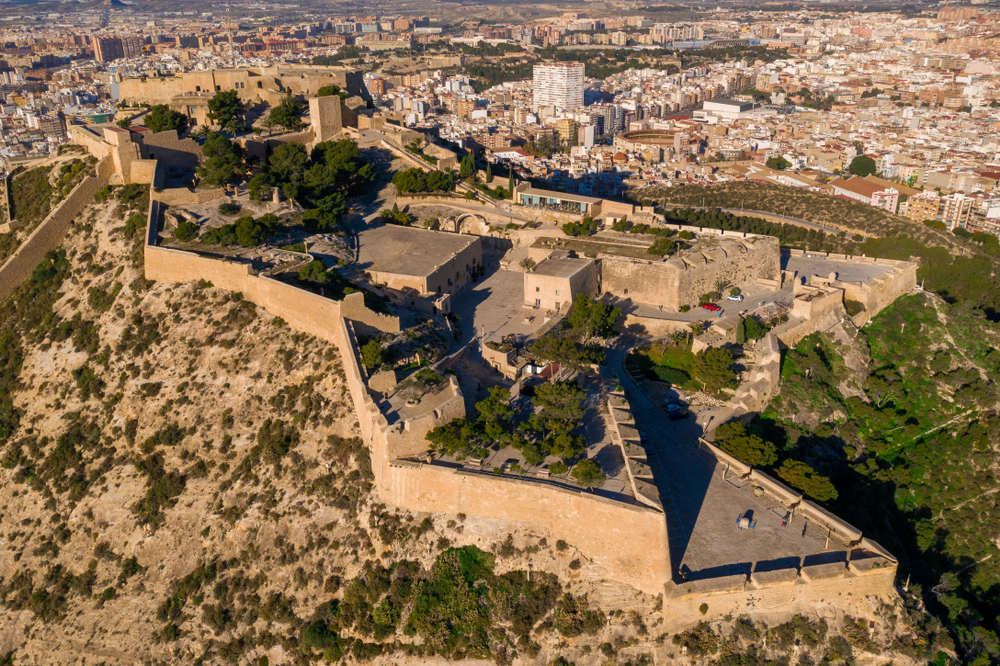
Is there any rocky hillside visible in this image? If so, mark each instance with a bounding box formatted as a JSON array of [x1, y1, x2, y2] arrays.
[[0, 191, 949, 665]]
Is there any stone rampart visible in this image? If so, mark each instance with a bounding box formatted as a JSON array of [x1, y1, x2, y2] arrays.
[[0, 157, 114, 303], [137, 129, 203, 174], [698, 436, 891, 557], [2, 170, 16, 232], [144, 191, 399, 343], [138, 169, 897, 609], [380, 460, 672, 596], [729, 332, 781, 417], [606, 391, 663, 511], [781, 249, 918, 323], [621, 314, 693, 338], [664, 564, 896, 621]]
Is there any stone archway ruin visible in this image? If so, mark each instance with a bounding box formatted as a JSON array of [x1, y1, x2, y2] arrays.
[[455, 213, 487, 235]]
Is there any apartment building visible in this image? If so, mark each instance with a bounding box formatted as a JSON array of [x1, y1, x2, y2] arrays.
[[532, 62, 585, 111]]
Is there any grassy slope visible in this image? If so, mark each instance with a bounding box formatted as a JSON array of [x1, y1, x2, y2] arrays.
[[632, 181, 966, 252], [752, 292, 1000, 663]]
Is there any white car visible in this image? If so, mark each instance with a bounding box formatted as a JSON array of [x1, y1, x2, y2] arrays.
[[726, 294, 745, 302]]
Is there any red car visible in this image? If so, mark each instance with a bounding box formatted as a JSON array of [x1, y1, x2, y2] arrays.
[[701, 303, 721, 312]]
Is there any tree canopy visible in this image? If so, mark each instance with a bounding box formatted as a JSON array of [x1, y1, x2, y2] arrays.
[[693, 347, 738, 394], [848, 154, 877, 177], [392, 168, 453, 193], [766, 156, 791, 170], [206, 90, 244, 134], [776, 459, 838, 501], [198, 133, 245, 187], [268, 92, 305, 132], [144, 105, 189, 134], [566, 295, 621, 340], [571, 459, 606, 488], [262, 139, 375, 231], [714, 422, 777, 467]]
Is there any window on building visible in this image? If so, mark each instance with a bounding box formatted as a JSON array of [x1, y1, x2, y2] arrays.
[[555, 290, 560, 296], [535, 287, 540, 292]]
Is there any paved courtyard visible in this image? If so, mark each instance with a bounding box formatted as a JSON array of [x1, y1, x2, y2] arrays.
[[451, 263, 552, 350]]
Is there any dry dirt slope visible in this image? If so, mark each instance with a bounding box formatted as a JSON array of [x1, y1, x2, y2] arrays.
[[0, 193, 950, 666]]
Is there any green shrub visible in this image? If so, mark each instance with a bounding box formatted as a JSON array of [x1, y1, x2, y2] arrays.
[[174, 221, 199, 242], [218, 202, 241, 216], [123, 213, 146, 239], [649, 366, 690, 385]]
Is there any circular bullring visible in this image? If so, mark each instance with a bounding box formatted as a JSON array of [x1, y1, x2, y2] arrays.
[[615, 129, 681, 153]]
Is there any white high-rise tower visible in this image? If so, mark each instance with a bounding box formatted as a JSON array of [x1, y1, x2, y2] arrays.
[[532, 62, 585, 111]]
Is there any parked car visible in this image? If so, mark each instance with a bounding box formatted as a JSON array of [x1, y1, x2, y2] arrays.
[[701, 303, 721, 312], [726, 294, 745, 302], [663, 402, 689, 419]]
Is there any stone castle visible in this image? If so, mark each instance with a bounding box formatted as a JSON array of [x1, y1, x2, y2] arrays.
[[0, 113, 922, 626]]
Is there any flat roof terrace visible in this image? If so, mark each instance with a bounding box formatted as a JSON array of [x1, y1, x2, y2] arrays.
[[357, 225, 479, 280], [531, 256, 595, 278]]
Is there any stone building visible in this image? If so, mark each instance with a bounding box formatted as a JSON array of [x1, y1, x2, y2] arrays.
[[529, 231, 781, 312], [523, 256, 599, 311], [119, 65, 370, 127], [356, 225, 482, 315]]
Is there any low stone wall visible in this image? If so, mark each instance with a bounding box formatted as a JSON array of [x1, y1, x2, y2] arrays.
[[621, 314, 693, 338], [729, 332, 781, 417], [155, 187, 227, 206], [0, 157, 114, 303]]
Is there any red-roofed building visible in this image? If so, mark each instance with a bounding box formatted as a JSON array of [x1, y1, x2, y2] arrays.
[[831, 175, 899, 213]]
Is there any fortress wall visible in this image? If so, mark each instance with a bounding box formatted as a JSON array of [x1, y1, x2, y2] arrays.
[[607, 394, 664, 511], [675, 236, 781, 308], [0, 157, 114, 303], [130, 159, 159, 186], [780, 249, 918, 322], [3, 169, 17, 229], [137, 130, 203, 173], [601, 258, 682, 311], [380, 461, 672, 596], [69, 126, 113, 161], [340, 292, 401, 335], [664, 567, 897, 620], [383, 379, 467, 459], [330, 288, 673, 597], [600, 200, 636, 218], [145, 242, 347, 344]]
